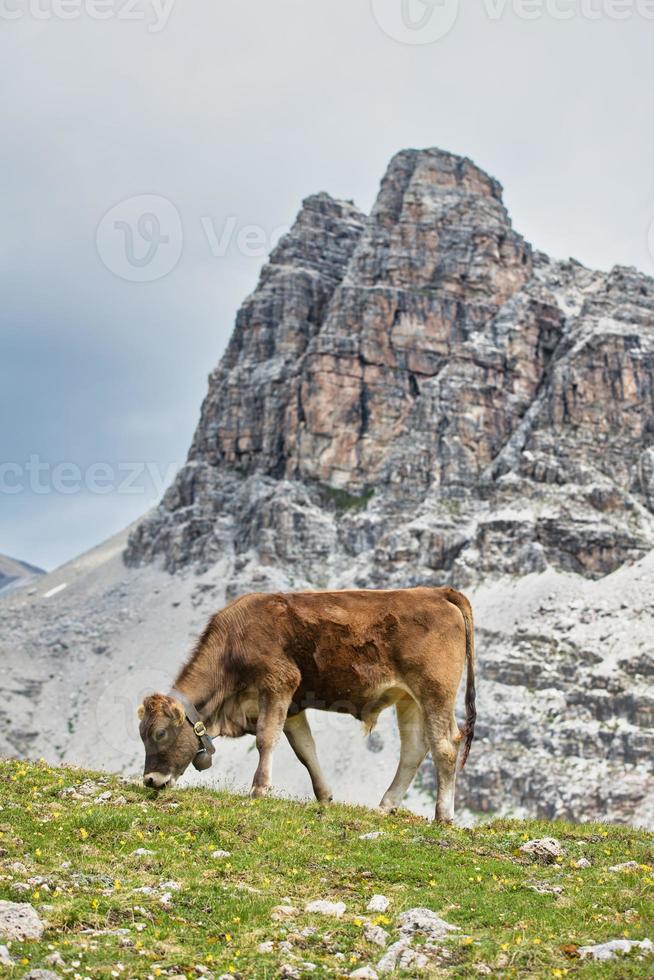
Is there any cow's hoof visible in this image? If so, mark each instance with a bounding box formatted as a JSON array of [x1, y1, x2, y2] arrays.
[[250, 785, 269, 799], [378, 801, 397, 814]]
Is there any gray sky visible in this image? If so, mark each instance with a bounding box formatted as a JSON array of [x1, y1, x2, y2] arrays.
[[2, 0, 654, 570]]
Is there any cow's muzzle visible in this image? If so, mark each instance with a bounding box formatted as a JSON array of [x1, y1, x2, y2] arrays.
[[143, 771, 174, 789]]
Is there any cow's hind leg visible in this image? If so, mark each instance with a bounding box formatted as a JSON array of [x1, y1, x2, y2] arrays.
[[379, 695, 428, 813], [251, 691, 293, 798], [422, 706, 461, 824], [284, 712, 332, 803]]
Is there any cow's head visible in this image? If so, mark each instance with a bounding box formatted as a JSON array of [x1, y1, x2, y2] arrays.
[[137, 693, 203, 789]]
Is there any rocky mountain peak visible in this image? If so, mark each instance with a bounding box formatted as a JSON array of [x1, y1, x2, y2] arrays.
[[126, 146, 654, 585]]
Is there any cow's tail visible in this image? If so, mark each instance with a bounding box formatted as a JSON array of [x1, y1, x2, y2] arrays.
[[445, 588, 476, 769]]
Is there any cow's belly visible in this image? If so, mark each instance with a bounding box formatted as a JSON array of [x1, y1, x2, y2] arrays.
[[293, 680, 408, 720]]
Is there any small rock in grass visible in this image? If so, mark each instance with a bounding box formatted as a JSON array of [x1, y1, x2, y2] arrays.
[[280, 965, 301, 979], [364, 924, 389, 947], [45, 951, 66, 967], [132, 848, 155, 857], [133, 886, 155, 895], [160, 880, 181, 891], [377, 941, 411, 974], [23, 972, 61, 980], [271, 905, 299, 921], [574, 857, 591, 869], [350, 968, 379, 979], [299, 927, 317, 937], [0, 900, 44, 940], [305, 899, 346, 917], [59, 785, 82, 799], [607, 861, 639, 873], [0, 945, 12, 966], [279, 940, 294, 952], [159, 892, 173, 906], [302, 964, 317, 972], [578, 938, 653, 960], [359, 831, 384, 840], [9, 861, 28, 874], [258, 940, 275, 953], [367, 894, 389, 913], [527, 881, 563, 896], [95, 790, 112, 802], [76, 779, 100, 796], [113, 795, 128, 805], [398, 947, 429, 970], [398, 907, 460, 940], [217, 975, 237, 980], [211, 849, 231, 859], [519, 837, 563, 863]]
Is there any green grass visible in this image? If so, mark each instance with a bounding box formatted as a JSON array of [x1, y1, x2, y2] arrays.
[[317, 485, 374, 514], [0, 759, 652, 978]]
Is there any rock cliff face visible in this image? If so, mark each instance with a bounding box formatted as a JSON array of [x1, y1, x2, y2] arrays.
[[127, 148, 654, 588], [121, 148, 654, 825]]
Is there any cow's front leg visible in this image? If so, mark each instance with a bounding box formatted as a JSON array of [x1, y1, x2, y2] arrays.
[[251, 691, 292, 798], [285, 711, 332, 803]]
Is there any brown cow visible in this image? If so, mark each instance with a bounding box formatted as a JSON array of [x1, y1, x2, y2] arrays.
[[138, 586, 476, 822]]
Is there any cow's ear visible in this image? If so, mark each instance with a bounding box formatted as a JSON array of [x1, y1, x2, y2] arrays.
[[137, 703, 146, 720], [170, 699, 185, 727]]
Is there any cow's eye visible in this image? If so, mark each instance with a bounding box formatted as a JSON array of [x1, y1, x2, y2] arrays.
[[155, 729, 166, 741]]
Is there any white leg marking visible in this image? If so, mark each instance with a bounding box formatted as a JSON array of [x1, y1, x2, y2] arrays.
[[380, 696, 428, 812], [285, 712, 332, 803]]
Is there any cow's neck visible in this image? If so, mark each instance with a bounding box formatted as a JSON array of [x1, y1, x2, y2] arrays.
[[173, 672, 227, 720], [173, 670, 247, 737]]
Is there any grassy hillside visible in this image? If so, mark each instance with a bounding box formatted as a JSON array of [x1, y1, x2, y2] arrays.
[[0, 759, 652, 978]]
